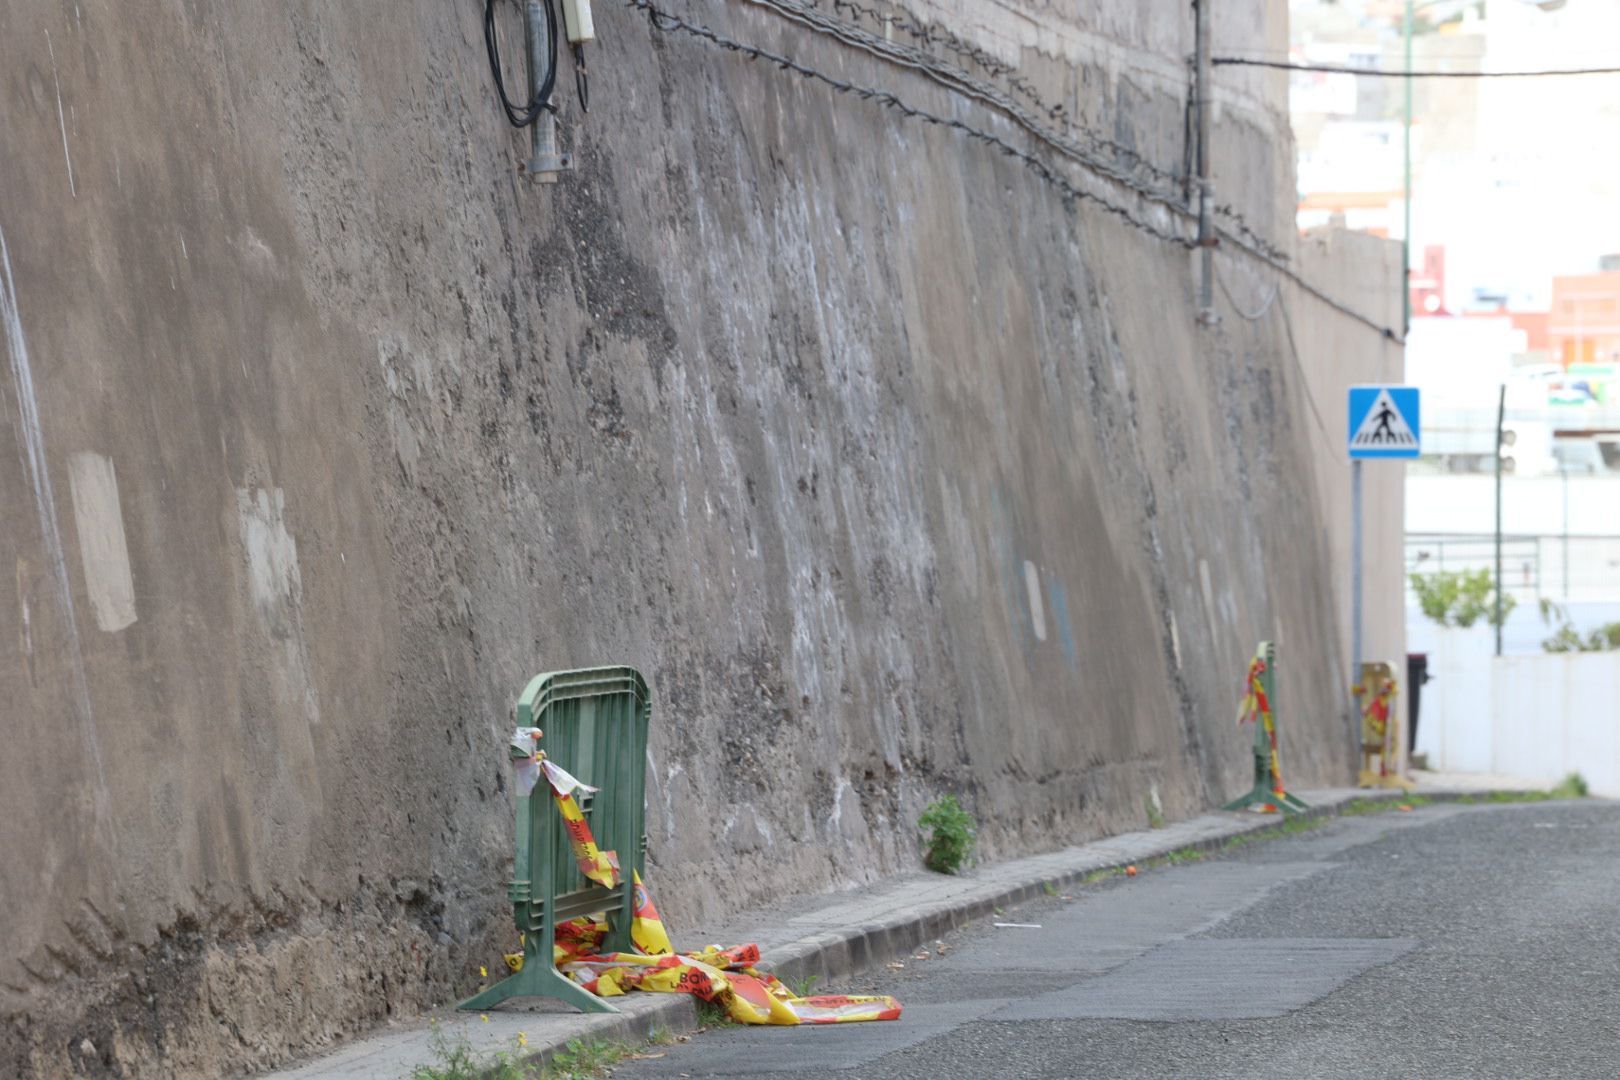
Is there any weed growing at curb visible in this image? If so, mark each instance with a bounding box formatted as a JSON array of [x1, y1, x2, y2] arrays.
[[1145, 795, 1166, 830], [1339, 795, 1432, 816], [919, 795, 977, 874], [547, 1037, 634, 1078], [695, 998, 734, 1028], [1088, 785, 1594, 886], [412, 1026, 638, 1080], [1075, 796, 1464, 887], [1454, 774, 1590, 804], [1555, 772, 1590, 798], [412, 1028, 488, 1080], [788, 973, 821, 998]]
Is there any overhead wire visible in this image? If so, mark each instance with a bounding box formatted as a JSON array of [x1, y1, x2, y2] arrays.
[[629, 0, 1402, 342], [1275, 292, 1338, 454], [1213, 57, 1620, 78], [808, 0, 1173, 185], [574, 43, 591, 112], [626, 0, 1195, 246], [739, 0, 1292, 263], [1217, 269, 1279, 322], [800, 0, 1294, 264]]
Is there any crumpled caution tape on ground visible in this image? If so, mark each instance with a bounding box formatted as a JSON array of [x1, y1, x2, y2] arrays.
[[505, 763, 902, 1025]]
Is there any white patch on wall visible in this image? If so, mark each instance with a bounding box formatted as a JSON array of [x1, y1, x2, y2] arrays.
[[237, 486, 320, 725], [238, 487, 301, 617], [1199, 557, 1220, 650], [1023, 559, 1047, 642], [68, 452, 137, 632]]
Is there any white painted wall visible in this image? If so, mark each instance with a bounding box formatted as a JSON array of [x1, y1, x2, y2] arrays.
[[1491, 653, 1620, 798], [1413, 635, 1620, 796], [1411, 624, 1496, 774]]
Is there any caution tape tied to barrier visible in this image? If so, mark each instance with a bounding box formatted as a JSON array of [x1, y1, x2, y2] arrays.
[[1236, 649, 1287, 800], [502, 759, 903, 1026], [1353, 677, 1398, 744]]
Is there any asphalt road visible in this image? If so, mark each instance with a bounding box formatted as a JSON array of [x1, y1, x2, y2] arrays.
[[613, 800, 1620, 1079]]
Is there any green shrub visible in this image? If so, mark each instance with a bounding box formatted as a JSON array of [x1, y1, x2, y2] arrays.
[[1551, 772, 1590, 799], [918, 795, 976, 875], [1409, 568, 1515, 629], [1543, 621, 1620, 653]]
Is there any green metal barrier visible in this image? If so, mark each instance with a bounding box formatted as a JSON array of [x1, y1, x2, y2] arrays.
[[1223, 641, 1309, 815], [460, 666, 651, 1014]]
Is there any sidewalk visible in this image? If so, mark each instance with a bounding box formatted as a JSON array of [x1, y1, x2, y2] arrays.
[[267, 779, 1522, 1078]]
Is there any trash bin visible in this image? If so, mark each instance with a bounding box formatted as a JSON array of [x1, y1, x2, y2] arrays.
[[1406, 652, 1430, 754]]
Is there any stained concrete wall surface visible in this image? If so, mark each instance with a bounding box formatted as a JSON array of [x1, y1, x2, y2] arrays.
[[2, 0, 1397, 1074]]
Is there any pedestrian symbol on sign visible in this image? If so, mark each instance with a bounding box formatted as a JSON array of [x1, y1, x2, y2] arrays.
[[1347, 386, 1421, 459], [1350, 389, 1416, 448]]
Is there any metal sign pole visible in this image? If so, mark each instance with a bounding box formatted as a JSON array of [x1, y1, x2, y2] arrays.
[[1493, 383, 1505, 657], [1346, 383, 1420, 777], [1351, 458, 1363, 680]]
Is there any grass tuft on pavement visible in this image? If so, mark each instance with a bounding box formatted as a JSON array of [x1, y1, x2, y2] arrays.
[[1453, 773, 1589, 804], [412, 1027, 639, 1080]]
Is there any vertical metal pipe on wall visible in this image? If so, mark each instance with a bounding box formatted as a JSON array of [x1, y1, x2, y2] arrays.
[[526, 0, 568, 181], [1194, 0, 1214, 317]]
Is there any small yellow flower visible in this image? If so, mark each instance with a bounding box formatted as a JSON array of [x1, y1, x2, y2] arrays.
[[479, 965, 488, 978], [517, 1032, 528, 1048], [480, 1014, 489, 1023]]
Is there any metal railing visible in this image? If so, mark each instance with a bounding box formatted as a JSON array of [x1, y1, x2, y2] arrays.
[[1406, 532, 1620, 603]]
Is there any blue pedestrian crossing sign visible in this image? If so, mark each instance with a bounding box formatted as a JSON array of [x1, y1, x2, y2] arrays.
[[1347, 385, 1421, 459]]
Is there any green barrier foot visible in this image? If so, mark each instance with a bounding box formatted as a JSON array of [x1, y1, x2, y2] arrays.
[[1223, 785, 1310, 815], [458, 963, 618, 1014]]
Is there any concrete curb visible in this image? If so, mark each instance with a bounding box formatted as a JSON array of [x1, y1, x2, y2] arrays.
[[517, 994, 700, 1073], [275, 784, 1519, 1077], [755, 787, 1410, 991]]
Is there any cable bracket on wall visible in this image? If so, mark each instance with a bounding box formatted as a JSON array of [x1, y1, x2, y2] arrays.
[[485, 0, 595, 182]]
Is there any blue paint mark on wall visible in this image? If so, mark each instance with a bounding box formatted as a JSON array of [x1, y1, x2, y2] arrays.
[[989, 486, 1034, 654], [1047, 577, 1079, 670]]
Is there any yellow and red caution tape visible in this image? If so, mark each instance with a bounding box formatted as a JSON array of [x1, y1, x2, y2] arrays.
[[1353, 673, 1402, 784], [1236, 648, 1287, 801], [505, 758, 902, 1026], [1353, 676, 1397, 748]]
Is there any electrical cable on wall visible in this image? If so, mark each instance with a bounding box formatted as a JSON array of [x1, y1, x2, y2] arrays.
[[1218, 270, 1280, 322], [628, 0, 1403, 342], [626, 0, 1196, 247], [740, 0, 1293, 264], [574, 43, 590, 112], [486, 0, 558, 126], [560, 0, 596, 112], [803, 0, 1290, 265]]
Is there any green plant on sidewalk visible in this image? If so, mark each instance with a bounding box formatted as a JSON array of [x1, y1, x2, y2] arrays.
[[1551, 772, 1590, 798], [918, 794, 976, 875], [787, 972, 821, 998], [412, 1026, 636, 1080]]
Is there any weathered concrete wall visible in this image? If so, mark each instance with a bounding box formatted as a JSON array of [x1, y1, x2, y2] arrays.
[[1, 0, 1396, 1073], [1273, 227, 1408, 754]]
